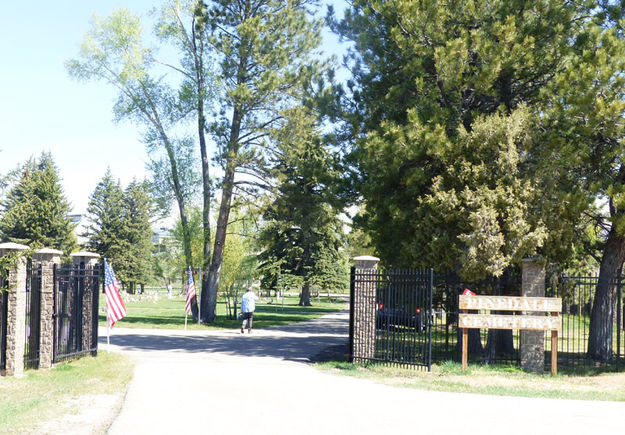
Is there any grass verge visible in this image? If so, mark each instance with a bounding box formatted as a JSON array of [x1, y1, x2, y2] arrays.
[[317, 359, 625, 401], [0, 351, 134, 433], [99, 294, 347, 330]]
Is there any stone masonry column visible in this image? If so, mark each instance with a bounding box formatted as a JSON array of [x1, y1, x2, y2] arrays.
[[520, 257, 546, 374], [71, 252, 100, 353], [0, 242, 29, 377], [351, 256, 379, 362], [32, 248, 62, 369]]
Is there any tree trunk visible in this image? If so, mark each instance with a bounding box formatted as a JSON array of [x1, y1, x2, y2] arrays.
[[483, 276, 514, 363], [588, 226, 625, 361], [201, 119, 240, 323], [299, 281, 312, 306]]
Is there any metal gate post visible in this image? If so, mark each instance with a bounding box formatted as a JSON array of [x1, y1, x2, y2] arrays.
[[349, 266, 355, 363], [428, 268, 433, 371]]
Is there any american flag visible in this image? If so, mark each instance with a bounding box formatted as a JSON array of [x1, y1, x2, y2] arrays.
[[104, 260, 126, 328], [185, 266, 196, 315]]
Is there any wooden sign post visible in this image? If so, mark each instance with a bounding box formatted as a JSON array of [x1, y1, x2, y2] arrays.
[[459, 295, 562, 375]]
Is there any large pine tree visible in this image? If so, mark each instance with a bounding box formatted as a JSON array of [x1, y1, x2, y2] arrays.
[[0, 153, 76, 253]]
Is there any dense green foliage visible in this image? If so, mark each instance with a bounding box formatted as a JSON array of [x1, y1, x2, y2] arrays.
[[334, 0, 592, 278], [0, 154, 76, 253], [333, 0, 625, 360]]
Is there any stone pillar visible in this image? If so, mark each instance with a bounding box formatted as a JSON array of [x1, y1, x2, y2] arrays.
[[352, 256, 379, 362], [32, 248, 63, 369], [0, 243, 29, 377], [70, 252, 100, 353], [520, 257, 546, 374]]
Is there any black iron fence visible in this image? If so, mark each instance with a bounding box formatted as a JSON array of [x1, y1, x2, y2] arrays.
[[1, 275, 7, 371], [429, 274, 625, 369], [350, 268, 433, 370], [352, 269, 625, 370], [25, 263, 42, 370], [53, 264, 100, 362]]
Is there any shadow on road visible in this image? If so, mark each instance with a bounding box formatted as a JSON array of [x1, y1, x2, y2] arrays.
[[100, 312, 349, 364]]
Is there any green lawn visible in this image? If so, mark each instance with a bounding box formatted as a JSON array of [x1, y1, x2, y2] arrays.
[[0, 352, 134, 433], [318, 360, 625, 401], [99, 293, 347, 330]]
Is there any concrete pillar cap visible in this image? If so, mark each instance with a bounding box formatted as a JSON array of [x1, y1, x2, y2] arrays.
[[70, 251, 101, 258], [35, 248, 64, 255], [353, 255, 380, 262], [0, 242, 29, 251]]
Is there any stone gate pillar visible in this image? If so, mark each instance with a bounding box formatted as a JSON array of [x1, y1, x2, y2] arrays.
[[521, 257, 546, 373], [351, 256, 379, 362], [70, 252, 100, 353], [32, 248, 62, 369], [0, 242, 29, 377]]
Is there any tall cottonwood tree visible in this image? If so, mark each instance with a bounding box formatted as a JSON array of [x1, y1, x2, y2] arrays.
[[0, 153, 77, 253], [67, 8, 199, 282], [156, 0, 214, 319], [194, 0, 325, 322]]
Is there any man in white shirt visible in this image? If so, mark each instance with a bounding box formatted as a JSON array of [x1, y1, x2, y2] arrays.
[[240, 287, 260, 333]]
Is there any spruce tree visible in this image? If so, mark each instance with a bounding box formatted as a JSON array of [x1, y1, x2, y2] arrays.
[[258, 107, 347, 306], [0, 153, 77, 253], [83, 169, 127, 270]]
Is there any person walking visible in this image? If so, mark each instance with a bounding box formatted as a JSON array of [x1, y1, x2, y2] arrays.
[[240, 287, 259, 333]]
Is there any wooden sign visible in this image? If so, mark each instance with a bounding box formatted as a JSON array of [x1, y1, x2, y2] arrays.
[[459, 295, 562, 376], [459, 295, 562, 312], [459, 313, 561, 331]]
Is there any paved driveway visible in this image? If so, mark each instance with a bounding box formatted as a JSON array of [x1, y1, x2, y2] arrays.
[[103, 311, 625, 435]]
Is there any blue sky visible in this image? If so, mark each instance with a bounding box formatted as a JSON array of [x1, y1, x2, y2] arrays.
[[0, 0, 348, 218]]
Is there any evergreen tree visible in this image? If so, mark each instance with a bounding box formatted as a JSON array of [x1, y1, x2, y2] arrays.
[[332, 1, 594, 275], [84, 169, 127, 269], [84, 171, 156, 294], [258, 107, 347, 306], [0, 153, 77, 253], [123, 180, 156, 293]]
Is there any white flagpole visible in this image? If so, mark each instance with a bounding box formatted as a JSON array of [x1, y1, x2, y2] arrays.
[[198, 267, 202, 326], [185, 312, 188, 330]]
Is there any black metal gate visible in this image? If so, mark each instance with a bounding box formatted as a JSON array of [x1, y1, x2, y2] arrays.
[[350, 268, 433, 370], [1, 275, 8, 371], [53, 264, 100, 362], [25, 262, 42, 370]]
